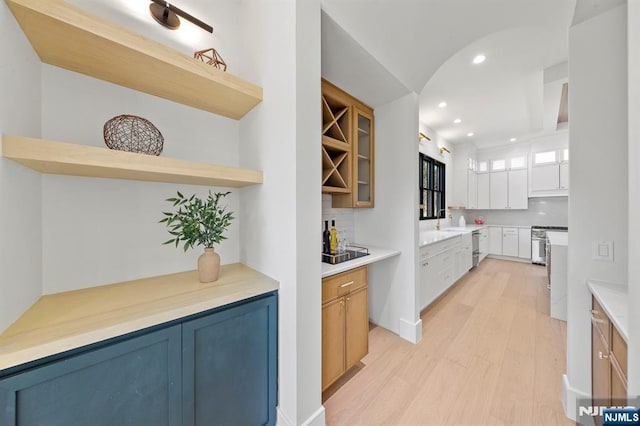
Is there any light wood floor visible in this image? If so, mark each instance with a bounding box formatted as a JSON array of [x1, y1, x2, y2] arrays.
[[323, 258, 572, 426]]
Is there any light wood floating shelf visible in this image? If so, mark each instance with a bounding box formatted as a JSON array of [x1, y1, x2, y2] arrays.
[[2, 136, 263, 188], [5, 0, 263, 119], [0, 264, 279, 370]]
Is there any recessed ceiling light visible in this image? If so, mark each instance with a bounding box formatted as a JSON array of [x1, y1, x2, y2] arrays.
[[438, 101, 447, 108], [454, 118, 462, 124], [472, 54, 486, 65], [510, 137, 517, 142], [467, 132, 474, 137]]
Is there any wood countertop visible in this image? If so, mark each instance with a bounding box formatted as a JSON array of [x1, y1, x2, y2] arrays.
[[0, 264, 278, 372]]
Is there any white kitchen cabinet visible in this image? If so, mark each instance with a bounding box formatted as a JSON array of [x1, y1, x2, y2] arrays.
[[518, 228, 532, 260], [502, 227, 519, 257], [508, 169, 528, 209], [559, 162, 569, 190], [489, 227, 502, 255], [531, 164, 559, 191], [530, 147, 569, 197], [490, 171, 508, 209], [419, 256, 440, 310], [453, 247, 463, 281], [420, 234, 475, 309], [477, 173, 491, 209], [490, 169, 527, 210], [479, 228, 489, 261], [467, 171, 478, 209]]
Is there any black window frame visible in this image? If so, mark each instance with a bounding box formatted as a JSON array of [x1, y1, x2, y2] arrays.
[[419, 153, 446, 220]]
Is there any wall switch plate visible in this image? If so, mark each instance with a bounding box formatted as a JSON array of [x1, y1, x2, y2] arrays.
[[592, 240, 614, 262]]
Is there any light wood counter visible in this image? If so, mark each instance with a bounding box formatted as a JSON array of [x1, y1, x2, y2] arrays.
[[0, 264, 278, 371]]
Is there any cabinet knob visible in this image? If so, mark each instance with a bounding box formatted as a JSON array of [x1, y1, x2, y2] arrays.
[[340, 300, 344, 306], [347, 297, 350, 302], [599, 351, 609, 360]]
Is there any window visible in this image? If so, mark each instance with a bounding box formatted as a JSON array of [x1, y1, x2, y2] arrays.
[[478, 161, 488, 172], [562, 148, 569, 162], [419, 153, 445, 220], [534, 151, 557, 164], [491, 159, 506, 171]]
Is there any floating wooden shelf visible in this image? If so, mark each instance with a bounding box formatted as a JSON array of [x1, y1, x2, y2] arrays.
[[1, 136, 263, 188], [5, 0, 262, 119]]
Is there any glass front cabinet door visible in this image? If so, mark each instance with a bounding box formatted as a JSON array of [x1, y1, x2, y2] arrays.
[[353, 107, 374, 207]]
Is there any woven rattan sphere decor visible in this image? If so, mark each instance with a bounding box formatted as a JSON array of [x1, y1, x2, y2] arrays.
[[103, 115, 164, 156]]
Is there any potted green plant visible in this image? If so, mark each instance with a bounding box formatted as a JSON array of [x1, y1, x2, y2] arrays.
[[160, 190, 234, 283]]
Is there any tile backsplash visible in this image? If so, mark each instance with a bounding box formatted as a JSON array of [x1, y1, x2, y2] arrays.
[[451, 196, 568, 227], [321, 194, 355, 247]]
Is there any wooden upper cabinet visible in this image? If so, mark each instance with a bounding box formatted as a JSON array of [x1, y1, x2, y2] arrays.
[[322, 79, 375, 208]]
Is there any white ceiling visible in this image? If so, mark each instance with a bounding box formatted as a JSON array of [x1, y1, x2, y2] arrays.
[[321, 0, 577, 148]]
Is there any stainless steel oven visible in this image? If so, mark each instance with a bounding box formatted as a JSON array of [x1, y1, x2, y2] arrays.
[[531, 226, 568, 266]]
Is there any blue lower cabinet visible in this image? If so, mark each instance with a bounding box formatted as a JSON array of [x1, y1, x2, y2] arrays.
[[0, 325, 182, 426], [0, 292, 278, 426], [183, 294, 278, 426]]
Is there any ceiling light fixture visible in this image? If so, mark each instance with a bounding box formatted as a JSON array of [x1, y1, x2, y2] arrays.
[[510, 138, 517, 142], [454, 118, 462, 124], [467, 132, 474, 137], [438, 101, 447, 108], [472, 54, 486, 65], [149, 0, 213, 33], [439, 146, 451, 155]]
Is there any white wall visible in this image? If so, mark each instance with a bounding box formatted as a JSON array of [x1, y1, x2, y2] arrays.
[[565, 4, 628, 417], [354, 93, 421, 343], [40, 66, 241, 293], [0, 1, 42, 332], [418, 124, 454, 232], [238, 0, 323, 424], [627, 0, 640, 397]]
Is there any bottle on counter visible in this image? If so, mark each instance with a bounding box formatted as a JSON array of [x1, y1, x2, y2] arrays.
[[323, 220, 331, 254], [459, 215, 466, 227], [330, 219, 338, 254]]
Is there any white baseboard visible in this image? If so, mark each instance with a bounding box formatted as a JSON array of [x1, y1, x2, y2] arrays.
[[398, 317, 422, 344], [563, 374, 589, 422], [486, 254, 532, 264], [302, 406, 326, 426], [277, 406, 325, 426]]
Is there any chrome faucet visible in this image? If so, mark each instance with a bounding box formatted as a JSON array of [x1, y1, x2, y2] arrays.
[[435, 209, 447, 231]]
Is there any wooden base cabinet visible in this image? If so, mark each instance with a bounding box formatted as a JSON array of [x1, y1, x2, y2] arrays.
[[591, 296, 627, 426], [0, 293, 278, 426], [322, 267, 368, 390]]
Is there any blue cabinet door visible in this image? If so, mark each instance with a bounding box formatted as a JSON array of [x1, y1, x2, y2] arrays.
[[182, 294, 278, 426], [0, 325, 182, 426]]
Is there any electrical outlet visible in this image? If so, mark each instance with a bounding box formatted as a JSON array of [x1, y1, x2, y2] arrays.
[[592, 240, 614, 262]]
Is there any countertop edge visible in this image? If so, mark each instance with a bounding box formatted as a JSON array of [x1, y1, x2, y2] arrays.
[[321, 246, 401, 278], [587, 279, 628, 342]]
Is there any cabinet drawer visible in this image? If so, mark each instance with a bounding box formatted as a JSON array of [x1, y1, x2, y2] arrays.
[[611, 325, 627, 381], [592, 297, 610, 347], [421, 236, 461, 259], [322, 267, 367, 304]]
